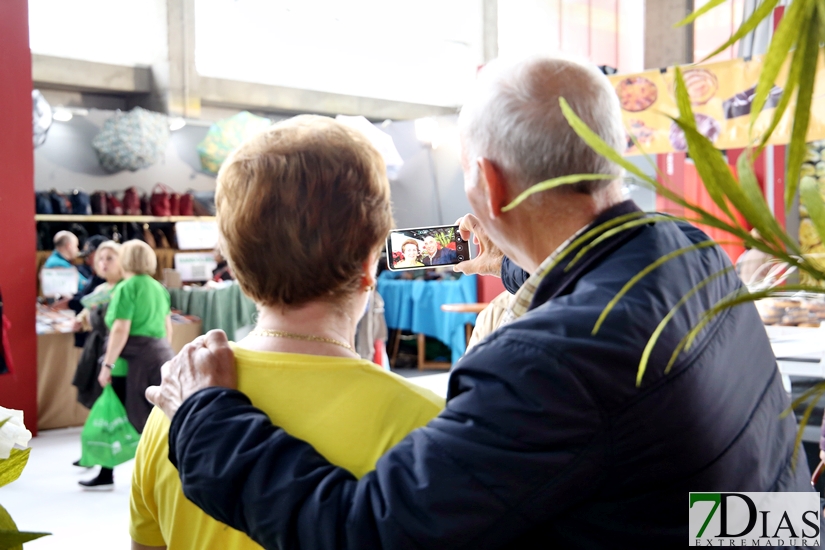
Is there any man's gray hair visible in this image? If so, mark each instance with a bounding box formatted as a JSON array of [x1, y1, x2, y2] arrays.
[[458, 55, 625, 198]]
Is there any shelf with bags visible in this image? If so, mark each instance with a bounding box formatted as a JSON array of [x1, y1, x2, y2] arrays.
[[34, 215, 216, 223]]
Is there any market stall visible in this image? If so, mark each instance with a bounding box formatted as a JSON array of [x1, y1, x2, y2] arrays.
[[35, 305, 201, 430]]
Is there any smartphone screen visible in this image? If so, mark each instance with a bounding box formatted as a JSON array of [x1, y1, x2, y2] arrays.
[[385, 224, 470, 271]]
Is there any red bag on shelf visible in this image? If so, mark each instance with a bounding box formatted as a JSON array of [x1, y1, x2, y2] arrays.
[[91, 192, 108, 215], [178, 193, 194, 216], [107, 193, 124, 215], [123, 187, 141, 215], [140, 193, 151, 216], [169, 193, 181, 216], [150, 183, 172, 216]]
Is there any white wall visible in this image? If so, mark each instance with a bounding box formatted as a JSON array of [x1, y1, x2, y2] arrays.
[[35, 110, 216, 196], [33, 109, 472, 229]]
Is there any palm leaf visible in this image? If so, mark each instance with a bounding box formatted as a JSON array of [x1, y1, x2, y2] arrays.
[[565, 215, 677, 271], [638, 266, 735, 386], [666, 283, 825, 373], [561, 99, 750, 231], [0, 530, 50, 549], [800, 176, 825, 244], [0, 448, 30, 489], [536, 211, 649, 277], [757, 39, 804, 153], [788, 380, 825, 417], [673, 68, 736, 222], [789, 384, 825, 470], [0, 504, 49, 550], [737, 149, 801, 254], [674, 0, 728, 27], [592, 240, 720, 335], [785, 9, 821, 210], [751, 0, 810, 129], [698, 0, 781, 62], [501, 174, 615, 212]]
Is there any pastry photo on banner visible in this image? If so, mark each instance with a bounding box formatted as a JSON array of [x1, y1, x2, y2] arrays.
[[608, 53, 825, 156]]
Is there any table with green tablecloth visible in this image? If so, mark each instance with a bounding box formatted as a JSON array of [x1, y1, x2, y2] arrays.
[[168, 283, 257, 340]]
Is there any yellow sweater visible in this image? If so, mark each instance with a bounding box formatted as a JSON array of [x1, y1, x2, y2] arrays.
[[130, 344, 445, 549]]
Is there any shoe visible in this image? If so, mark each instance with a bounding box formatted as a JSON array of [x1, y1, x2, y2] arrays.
[[79, 476, 114, 491], [73, 459, 91, 468]]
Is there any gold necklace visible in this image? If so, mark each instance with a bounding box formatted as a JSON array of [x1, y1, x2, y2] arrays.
[[249, 328, 356, 354]]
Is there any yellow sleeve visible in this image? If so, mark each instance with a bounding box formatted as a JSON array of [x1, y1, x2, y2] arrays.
[[129, 409, 167, 547]]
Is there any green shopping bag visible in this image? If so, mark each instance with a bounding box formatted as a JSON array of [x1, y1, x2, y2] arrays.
[[79, 385, 140, 468]]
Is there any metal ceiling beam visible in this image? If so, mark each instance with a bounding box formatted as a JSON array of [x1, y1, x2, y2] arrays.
[[198, 76, 457, 120], [31, 54, 152, 94]]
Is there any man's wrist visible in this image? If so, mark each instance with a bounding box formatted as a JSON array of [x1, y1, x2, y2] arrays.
[[103, 363, 115, 370]]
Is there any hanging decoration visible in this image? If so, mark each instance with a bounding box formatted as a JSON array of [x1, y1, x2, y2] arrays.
[[335, 115, 404, 179], [196, 111, 272, 174], [92, 107, 170, 172], [32, 90, 52, 148]]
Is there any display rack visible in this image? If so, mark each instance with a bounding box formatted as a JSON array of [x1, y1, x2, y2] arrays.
[[35, 215, 216, 223]]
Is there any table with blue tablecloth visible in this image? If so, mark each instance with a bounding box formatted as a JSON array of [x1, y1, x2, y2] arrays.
[[377, 273, 477, 364]]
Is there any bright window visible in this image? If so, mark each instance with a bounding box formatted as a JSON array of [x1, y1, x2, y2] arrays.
[[194, 0, 483, 106]]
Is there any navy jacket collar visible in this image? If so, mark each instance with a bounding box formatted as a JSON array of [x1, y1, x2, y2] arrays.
[[529, 200, 644, 311]]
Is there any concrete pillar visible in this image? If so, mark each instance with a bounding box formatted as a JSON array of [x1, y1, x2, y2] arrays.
[[645, 0, 694, 69], [151, 0, 200, 117], [482, 0, 498, 63]]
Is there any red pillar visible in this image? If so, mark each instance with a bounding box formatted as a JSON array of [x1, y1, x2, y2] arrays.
[[0, 0, 38, 434]]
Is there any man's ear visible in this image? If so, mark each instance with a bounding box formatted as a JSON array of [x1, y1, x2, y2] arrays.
[[478, 158, 509, 219]]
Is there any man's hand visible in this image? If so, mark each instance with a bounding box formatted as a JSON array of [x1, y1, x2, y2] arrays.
[[453, 214, 504, 277], [145, 329, 238, 420]]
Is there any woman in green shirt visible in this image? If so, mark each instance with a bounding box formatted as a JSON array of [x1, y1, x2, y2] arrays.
[[80, 240, 173, 490]]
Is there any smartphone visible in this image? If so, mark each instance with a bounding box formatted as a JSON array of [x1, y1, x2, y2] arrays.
[[385, 224, 471, 271]]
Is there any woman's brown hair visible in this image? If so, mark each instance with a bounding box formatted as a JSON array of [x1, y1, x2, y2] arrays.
[[216, 115, 392, 307]]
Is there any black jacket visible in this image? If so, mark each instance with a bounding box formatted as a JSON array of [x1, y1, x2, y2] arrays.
[[169, 201, 811, 549]]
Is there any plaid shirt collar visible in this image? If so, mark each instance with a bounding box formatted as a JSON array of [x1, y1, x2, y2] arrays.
[[500, 225, 589, 326]]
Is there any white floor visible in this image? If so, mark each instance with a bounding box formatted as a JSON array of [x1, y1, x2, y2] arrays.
[[1, 427, 133, 549], [0, 372, 451, 549]]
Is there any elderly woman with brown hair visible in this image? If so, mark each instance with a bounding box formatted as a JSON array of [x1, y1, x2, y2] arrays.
[[80, 239, 173, 491], [129, 116, 444, 550]]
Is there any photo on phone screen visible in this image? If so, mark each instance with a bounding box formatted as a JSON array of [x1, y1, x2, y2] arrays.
[[385, 224, 470, 271]]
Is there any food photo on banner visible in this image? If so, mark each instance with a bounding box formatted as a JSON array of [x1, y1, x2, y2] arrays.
[[609, 53, 825, 155]]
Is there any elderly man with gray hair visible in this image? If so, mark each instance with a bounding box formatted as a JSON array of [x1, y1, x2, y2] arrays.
[[146, 56, 812, 548]]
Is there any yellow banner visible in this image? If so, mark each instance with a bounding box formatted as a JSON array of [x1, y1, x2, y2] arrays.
[[607, 54, 825, 155]]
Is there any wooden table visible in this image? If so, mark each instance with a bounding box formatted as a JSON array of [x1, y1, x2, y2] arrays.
[[37, 320, 202, 430]]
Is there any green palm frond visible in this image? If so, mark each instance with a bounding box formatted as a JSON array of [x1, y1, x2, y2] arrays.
[[785, 5, 822, 209], [754, 0, 812, 145], [592, 240, 721, 336], [502, 174, 615, 212], [674, 0, 728, 27], [639, 267, 736, 386], [801, 176, 825, 244], [691, 0, 782, 62]]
